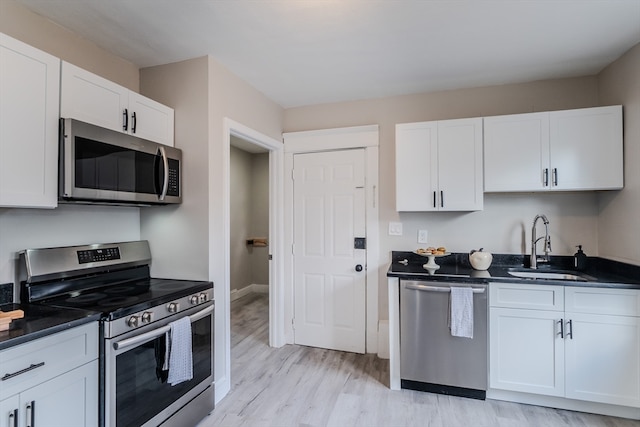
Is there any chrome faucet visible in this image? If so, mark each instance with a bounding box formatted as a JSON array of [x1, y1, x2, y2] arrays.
[[531, 214, 552, 269]]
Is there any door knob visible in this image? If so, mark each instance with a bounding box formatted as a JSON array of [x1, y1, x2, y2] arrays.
[[355, 264, 363, 272]]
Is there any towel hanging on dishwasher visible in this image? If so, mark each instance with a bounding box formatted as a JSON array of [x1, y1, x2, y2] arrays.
[[448, 287, 474, 338]]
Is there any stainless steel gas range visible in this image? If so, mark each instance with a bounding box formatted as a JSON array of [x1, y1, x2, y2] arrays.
[[19, 240, 214, 427]]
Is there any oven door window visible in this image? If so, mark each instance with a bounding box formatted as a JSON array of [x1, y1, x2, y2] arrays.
[[75, 136, 162, 195], [115, 315, 212, 427]]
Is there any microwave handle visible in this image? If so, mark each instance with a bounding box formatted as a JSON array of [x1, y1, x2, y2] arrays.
[[158, 146, 169, 201]]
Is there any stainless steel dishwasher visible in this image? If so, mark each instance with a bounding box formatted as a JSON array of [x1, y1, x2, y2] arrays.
[[400, 280, 488, 399]]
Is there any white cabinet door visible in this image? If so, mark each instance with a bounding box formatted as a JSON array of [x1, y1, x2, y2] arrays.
[[0, 33, 60, 208], [60, 61, 129, 134], [437, 118, 483, 210], [0, 395, 19, 427], [550, 105, 623, 190], [396, 121, 438, 211], [128, 91, 174, 146], [0, 361, 97, 427], [395, 118, 483, 211], [484, 112, 549, 192], [489, 307, 565, 397], [565, 312, 640, 407]]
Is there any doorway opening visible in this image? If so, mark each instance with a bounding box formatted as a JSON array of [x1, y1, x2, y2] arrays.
[[219, 118, 284, 403]]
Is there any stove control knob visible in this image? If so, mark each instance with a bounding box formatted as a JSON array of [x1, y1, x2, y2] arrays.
[[199, 293, 208, 303], [167, 302, 179, 313], [127, 315, 139, 328], [190, 295, 199, 305], [141, 312, 152, 323]]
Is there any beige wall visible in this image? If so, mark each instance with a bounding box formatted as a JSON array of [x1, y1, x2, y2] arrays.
[[0, 0, 138, 90], [230, 146, 269, 292], [230, 146, 253, 292], [597, 43, 640, 266], [139, 55, 283, 397], [284, 77, 602, 316], [139, 56, 211, 280], [250, 153, 270, 285]]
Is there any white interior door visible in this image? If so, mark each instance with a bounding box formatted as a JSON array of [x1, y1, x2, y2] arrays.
[[293, 148, 366, 354]]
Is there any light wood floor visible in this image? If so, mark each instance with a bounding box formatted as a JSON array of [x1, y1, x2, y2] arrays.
[[198, 293, 637, 427]]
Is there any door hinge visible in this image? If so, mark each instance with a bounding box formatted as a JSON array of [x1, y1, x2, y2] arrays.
[[291, 243, 295, 255], [291, 318, 295, 330], [291, 169, 295, 180]]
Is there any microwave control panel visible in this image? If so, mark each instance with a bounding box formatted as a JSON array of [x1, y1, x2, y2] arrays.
[[167, 158, 180, 197]]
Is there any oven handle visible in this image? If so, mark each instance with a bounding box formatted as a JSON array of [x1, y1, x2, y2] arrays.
[[113, 303, 213, 351]]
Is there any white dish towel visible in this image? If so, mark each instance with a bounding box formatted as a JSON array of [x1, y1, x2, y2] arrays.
[[166, 316, 193, 386], [449, 287, 474, 338]]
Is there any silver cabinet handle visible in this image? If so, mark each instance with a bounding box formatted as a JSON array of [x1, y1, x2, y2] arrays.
[[26, 401, 34, 427], [552, 168, 558, 186], [440, 190, 444, 208], [405, 283, 485, 294], [2, 362, 45, 381], [567, 319, 573, 339], [113, 303, 214, 351], [8, 409, 18, 427]]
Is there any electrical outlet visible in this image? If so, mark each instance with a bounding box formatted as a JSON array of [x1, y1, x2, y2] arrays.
[[388, 222, 403, 236], [417, 229, 428, 244]]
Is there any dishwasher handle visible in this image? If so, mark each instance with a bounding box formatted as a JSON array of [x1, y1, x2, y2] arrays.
[[404, 283, 486, 294]]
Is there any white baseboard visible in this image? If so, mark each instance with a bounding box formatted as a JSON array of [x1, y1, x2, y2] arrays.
[[377, 320, 389, 359], [230, 284, 269, 301], [487, 389, 640, 420]]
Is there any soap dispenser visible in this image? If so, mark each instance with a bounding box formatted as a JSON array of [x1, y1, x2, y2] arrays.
[[574, 245, 587, 271]]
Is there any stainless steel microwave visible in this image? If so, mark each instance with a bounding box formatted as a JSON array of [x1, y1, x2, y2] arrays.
[[59, 119, 182, 205]]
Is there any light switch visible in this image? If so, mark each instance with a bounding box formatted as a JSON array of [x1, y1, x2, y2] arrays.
[[418, 230, 428, 244], [388, 222, 403, 236]]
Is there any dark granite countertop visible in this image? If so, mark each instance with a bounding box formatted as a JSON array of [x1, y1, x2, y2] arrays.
[[0, 303, 101, 351], [387, 251, 640, 289]]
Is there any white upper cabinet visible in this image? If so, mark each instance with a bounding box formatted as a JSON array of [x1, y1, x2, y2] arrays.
[[60, 61, 128, 133], [550, 106, 623, 190], [484, 112, 549, 192], [61, 61, 174, 146], [128, 91, 175, 146], [0, 33, 60, 208], [484, 105, 623, 192], [396, 118, 483, 211]]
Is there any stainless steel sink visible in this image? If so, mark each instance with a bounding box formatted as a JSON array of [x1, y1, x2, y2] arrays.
[[507, 268, 591, 282]]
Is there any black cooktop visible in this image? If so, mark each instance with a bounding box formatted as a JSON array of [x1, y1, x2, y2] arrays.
[[42, 277, 213, 321]]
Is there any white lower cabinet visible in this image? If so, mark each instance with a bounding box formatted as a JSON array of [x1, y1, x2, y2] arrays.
[[490, 283, 640, 408], [490, 307, 565, 396], [0, 360, 98, 427], [0, 322, 99, 427]]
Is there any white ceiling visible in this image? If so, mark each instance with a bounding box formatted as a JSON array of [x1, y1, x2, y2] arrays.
[[16, 0, 640, 108]]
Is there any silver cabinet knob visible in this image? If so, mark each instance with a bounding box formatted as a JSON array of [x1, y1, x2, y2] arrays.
[[141, 312, 152, 323], [167, 302, 179, 313], [127, 315, 139, 327]]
